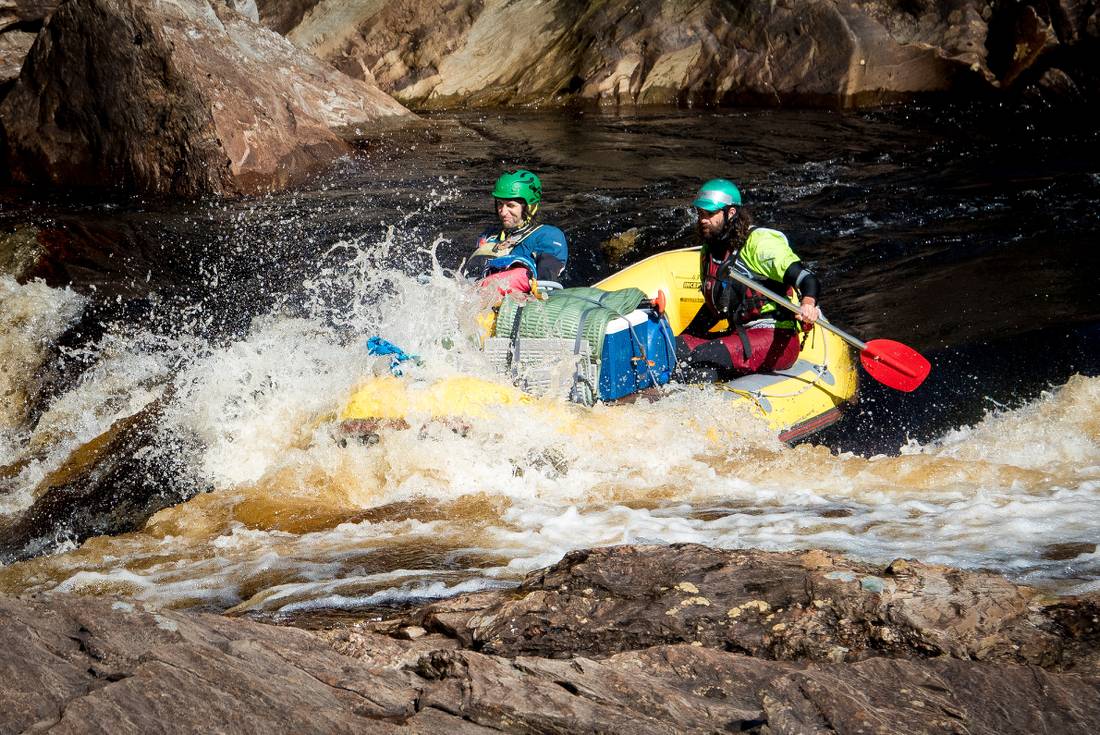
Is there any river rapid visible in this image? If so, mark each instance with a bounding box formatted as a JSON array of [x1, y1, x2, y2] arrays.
[[1, 105, 1098, 621]]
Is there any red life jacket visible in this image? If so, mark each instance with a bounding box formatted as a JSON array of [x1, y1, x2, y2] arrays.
[[699, 247, 787, 327], [699, 238, 795, 361]]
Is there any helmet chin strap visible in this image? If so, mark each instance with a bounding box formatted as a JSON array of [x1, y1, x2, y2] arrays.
[[718, 206, 737, 241]]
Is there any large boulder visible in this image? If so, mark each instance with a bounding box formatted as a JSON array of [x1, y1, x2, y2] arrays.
[[0, 0, 416, 196], [280, 0, 1098, 108]]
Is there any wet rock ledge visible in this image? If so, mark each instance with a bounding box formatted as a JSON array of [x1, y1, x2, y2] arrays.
[[3, 545, 1099, 734]]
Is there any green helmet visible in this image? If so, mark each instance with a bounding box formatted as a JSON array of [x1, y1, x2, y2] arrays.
[[492, 170, 542, 207], [692, 179, 742, 211]]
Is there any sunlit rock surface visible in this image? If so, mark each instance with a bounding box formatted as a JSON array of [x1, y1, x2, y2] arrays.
[[3, 545, 1099, 733], [0, 0, 416, 196], [0, 593, 424, 734], [0, 1, 57, 88], [279, 0, 1098, 108], [0, 30, 33, 87]]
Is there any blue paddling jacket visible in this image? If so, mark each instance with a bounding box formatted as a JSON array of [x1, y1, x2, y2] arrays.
[[462, 222, 568, 283]]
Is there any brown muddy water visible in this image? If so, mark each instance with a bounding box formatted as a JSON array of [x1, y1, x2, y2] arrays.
[[1, 105, 1098, 621]]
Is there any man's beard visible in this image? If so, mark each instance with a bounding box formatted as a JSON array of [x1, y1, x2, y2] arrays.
[[696, 221, 727, 247], [503, 216, 531, 235]]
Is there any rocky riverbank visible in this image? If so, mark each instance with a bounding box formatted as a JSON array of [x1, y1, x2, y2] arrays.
[[2, 1, 1095, 196], [4, 544, 1098, 733]]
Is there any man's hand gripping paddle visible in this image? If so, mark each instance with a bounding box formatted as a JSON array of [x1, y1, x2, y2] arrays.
[[722, 271, 931, 392]]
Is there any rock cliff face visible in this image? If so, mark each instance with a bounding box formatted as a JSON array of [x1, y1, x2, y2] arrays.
[[3, 545, 1099, 733], [254, 0, 320, 35], [280, 0, 1098, 108], [0, 2, 1092, 197], [0, 0, 416, 196]]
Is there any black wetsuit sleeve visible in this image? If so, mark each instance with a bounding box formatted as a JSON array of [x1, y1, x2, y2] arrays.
[[534, 253, 565, 282], [783, 262, 820, 301], [682, 302, 720, 338]]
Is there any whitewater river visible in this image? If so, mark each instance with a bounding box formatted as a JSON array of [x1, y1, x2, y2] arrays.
[[1, 105, 1098, 621]]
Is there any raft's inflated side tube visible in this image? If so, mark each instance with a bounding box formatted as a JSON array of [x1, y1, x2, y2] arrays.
[[339, 247, 858, 442]]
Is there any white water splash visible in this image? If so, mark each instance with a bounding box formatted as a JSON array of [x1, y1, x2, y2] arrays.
[[0, 277, 86, 458], [2, 234, 1098, 612]]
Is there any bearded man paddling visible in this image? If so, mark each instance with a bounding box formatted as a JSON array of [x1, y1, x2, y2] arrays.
[[676, 178, 821, 381]]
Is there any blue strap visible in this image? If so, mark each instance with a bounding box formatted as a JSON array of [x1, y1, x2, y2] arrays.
[[365, 336, 421, 376]]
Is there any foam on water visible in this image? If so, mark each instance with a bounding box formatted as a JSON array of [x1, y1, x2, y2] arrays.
[[271, 577, 514, 615], [0, 277, 85, 461], [3, 363, 1097, 611], [1, 225, 1098, 613], [0, 322, 185, 516]]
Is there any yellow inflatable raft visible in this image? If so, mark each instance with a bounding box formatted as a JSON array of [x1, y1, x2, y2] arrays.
[[339, 247, 858, 443], [594, 246, 858, 441]]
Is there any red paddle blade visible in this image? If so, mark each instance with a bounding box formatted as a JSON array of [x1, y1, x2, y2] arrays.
[[859, 339, 931, 392]]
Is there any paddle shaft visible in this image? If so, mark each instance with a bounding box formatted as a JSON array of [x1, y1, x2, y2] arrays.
[[721, 271, 924, 380], [721, 270, 866, 349]]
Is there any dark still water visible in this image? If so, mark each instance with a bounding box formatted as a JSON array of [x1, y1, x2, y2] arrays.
[[1, 104, 1098, 615]]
